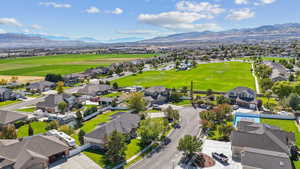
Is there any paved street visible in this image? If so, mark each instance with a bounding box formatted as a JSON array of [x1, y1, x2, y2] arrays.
[[129, 106, 201, 169]]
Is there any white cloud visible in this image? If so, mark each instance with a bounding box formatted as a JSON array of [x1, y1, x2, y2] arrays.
[[261, 0, 276, 4], [117, 29, 160, 35], [39, 2, 71, 8], [138, 11, 221, 31], [31, 24, 43, 29], [111, 8, 123, 15], [85, 6, 100, 14], [176, 1, 225, 18], [235, 0, 249, 5], [0, 29, 7, 34], [226, 8, 255, 20], [0, 18, 22, 27]]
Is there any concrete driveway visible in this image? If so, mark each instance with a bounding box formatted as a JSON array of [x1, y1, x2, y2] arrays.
[[50, 153, 102, 169], [201, 140, 242, 169]]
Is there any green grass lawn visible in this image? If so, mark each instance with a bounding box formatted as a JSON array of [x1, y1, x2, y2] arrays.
[[0, 53, 156, 76], [102, 92, 122, 98], [260, 119, 300, 168], [0, 100, 21, 107], [17, 107, 36, 112], [17, 121, 48, 138], [125, 139, 142, 160], [173, 100, 191, 106], [114, 62, 255, 92], [237, 57, 292, 61]]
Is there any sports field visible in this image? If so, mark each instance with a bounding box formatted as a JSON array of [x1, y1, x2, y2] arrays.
[[113, 62, 255, 92], [0, 53, 156, 76]]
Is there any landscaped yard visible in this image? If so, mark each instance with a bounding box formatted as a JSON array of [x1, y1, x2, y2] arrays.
[[261, 119, 300, 168], [17, 121, 48, 138], [113, 62, 255, 92], [17, 107, 36, 112], [0, 100, 21, 107], [0, 53, 156, 76]]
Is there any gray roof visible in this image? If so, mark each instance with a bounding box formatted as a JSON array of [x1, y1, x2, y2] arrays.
[[0, 87, 11, 94], [85, 113, 140, 141], [241, 148, 292, 169], [99, 97, 114, 102], [27, 81, 55, 90], [36, 93, 72, 108], [0, 135, 69, 169], [263, 61, 289, 81], [0, 110, 27, 126], [145, 86, 167, 93], [231, 121, 295, 156], [78, 84, 111, 96]]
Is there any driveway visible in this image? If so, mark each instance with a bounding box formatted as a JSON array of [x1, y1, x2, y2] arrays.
[[201, 140, 242, 169], [50, 153, 102, 169], [129, 106, 201, 169]]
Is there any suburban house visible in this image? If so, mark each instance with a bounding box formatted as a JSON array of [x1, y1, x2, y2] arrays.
[[63, 73, 87, 86], [144, 86, 169, 105], [0, 110, 27, 127], [99, 97, 115, 106], [263, 61, 289, 81], [0, 87, 14, 102], [122, 86, 144, 93], [84, 113, 140, 149], [231, 121, 294, 169], [36, 94, 76, 114], [78, 84, 111, 96], [84, 67, 109, 78], [225, 87, 257, 110], [0, 135, 70, 169], [26, 81, 55, 93]]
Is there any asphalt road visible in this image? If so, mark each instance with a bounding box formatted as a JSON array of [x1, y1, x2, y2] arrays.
[[129, 106, 201, 169]]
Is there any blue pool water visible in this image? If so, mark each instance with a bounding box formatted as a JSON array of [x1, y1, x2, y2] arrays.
[[234, 115, 260, 127]]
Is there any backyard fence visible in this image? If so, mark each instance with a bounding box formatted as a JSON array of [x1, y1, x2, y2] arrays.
[[235, 112, 296, 120], [68, 143, 91, 157]]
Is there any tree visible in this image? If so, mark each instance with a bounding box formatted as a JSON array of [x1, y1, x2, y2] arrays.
[[46, 120, 60, 130], [285, 93, 300, 111], [206, 89, 213, 96], [217, 123, 234, 141], [78, 130, 86, 145], [169, 91, 182, 103], [56, 81, 65, 94], [105, 131, 127, 164], [28, 123, 34, 136], [112, 82, 119, 89], [0, 79, 8, 85], [0, 124, 17, 139], [58, 101, 67, 114], [177, 135, 202, 157], [164, 106, 180, 122], [10, 76, 18, 83], [138, 118, 166, 146], [216, 95, 230, 105], [128, 92, 146, 112], [289, 74, 295, 82], [76, 111, 83, 127], [265, 90, 272, 105], [45, 74, 63, 83], [59, 125, 74, 135], [261, 78, 273, 92], [272, 81, 294, 99]]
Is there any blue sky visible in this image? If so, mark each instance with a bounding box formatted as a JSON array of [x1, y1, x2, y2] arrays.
[[0, 0, 299, 41]]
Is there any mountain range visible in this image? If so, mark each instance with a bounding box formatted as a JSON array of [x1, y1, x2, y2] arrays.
[[1, 23, 300, 49]]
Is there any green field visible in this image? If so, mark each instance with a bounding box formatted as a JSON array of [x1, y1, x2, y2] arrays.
[[0, 53, 156, 76], [237, 56, 292, 61], [114, 62, 255, 92], [17, 121, 48, 138]]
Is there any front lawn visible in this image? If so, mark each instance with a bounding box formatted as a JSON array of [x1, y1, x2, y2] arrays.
[[173, 100, 191, 106], [0, 100, 20, 107], [17, 107, 36, 112], [125, 139, 142, 160], [113, 62, 255, 92], [17, 121, 48, 138]]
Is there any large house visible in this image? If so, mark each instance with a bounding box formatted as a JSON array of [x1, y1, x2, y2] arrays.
[[225, 87, 257, 110], [144, 86, 169, 105], [78, 84, 111, 96], [0, 135, 70, 169], [0, 88, 14, 102], [63, 73, 87, 86], [263, 61, 289, 82], [36, 94, 76, 114], [231, 121, 294, 169], [26, 81, 55, 93], [84, 113, 140, 149], [0, 110, 27, 127]]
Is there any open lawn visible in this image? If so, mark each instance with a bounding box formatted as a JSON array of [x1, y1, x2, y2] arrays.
[[0, 53, 156, 76], [114, 62, 255, 92], [17, 121, 48, 138], [17, 107, 36, 112], [237, 56, 291, 61], [261, 119, 300, 168], [0, 100, 21, 107]]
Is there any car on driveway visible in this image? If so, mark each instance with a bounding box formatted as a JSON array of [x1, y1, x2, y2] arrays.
[[212, 152, 229, 164]]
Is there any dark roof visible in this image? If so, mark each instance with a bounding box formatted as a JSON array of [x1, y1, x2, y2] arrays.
[[27, 81, 55, 90], [231, 122, 295, 156], [0, 135, 69, 169], [0, 110, 27, 126], [85, 113, 140, 141], [227, 87, 256, 96], [36, 93, 71, 108], [0, 87, 11, 94], [145, 86, 167, 93], [241, 148, 292, 169], [78, 84, 111, 96]]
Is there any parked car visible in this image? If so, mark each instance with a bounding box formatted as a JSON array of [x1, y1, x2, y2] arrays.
[[233, 105, 239, 110], [153, 104, 161, 110], [163, 137, 171, 145], [174, 123, 181, 129], [212, 152, 228, 164]]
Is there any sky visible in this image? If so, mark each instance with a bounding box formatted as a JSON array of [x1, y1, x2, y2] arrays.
[[0, 0, 299, 41]]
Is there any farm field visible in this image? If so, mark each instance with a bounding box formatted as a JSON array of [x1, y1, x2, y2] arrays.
[[114, 62, 255, 92], [0, 53, 156, 76]]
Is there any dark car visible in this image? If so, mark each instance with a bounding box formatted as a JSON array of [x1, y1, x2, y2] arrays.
[[163, 137, 171, 145], [174, 123, 181, 129], [212, 152, 229, 164]]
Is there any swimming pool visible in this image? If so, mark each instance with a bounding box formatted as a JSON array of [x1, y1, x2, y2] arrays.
[[234, 115, 260, 127]]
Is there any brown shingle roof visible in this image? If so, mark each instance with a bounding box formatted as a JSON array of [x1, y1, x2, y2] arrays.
[[0, 110, 27, 126]]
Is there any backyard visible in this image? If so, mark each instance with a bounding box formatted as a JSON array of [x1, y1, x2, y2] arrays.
[[0, 53, 156, 76], [113, 62, 255, 92], [17, 121, 48, 138]]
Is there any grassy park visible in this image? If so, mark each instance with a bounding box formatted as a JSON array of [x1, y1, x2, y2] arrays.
[[0, 53, 156, 76], [114, 62, 255, 92]]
